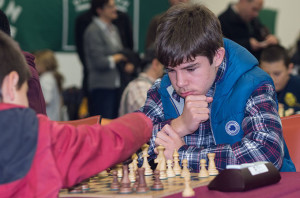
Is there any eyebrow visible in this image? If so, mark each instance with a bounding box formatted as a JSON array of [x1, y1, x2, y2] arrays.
[[181, 63, 198, 70]]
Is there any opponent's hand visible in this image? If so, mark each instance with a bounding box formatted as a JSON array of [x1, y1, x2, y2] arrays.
[[155, 124, 185, 160], [171, 95, 213, 137]]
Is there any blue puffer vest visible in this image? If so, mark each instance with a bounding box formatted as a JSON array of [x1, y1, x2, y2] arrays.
[[158, 38, 295, 172]]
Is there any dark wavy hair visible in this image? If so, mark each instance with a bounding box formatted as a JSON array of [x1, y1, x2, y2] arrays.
[[260, 45, 291, 68], [91, 0, 109, 16], [156, 3, 223, 67], [0, 31, 30, 90]]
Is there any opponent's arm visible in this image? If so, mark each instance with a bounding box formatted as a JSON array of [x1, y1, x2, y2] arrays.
[[51, 113, 152, 187]]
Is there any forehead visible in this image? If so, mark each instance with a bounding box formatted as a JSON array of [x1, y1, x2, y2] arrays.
[[249, 0, 263, 9], [260, 60, 287, 71], [167, 55, 210, 69]]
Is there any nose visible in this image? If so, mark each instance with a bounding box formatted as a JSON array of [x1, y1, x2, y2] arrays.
[[176, 72, 187, 88]]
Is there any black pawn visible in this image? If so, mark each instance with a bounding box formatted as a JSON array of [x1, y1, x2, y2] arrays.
[[152, 170, 164, 190]]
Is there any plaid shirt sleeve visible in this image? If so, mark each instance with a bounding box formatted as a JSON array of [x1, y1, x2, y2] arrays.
[[178, 83, 284, 172], [138, 79, 171, 162]]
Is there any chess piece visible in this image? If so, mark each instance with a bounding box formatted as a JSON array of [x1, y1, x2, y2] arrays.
[[182, 175, 195, 197], [110, 170, 120, 191], [81, 183, 90, 193], [131, 153, 139, 172], [119, 164, 133, 194], [133, 170, 139, 190], [98, 169, 108, 177], [68, 184, 83, 193], [208, 153, 219, 176], [141, 144, 153, 176], [155, 145, 167, 179], [173, 149, 181, 175], [116, 163, 123, 178], [152, 170, 164, 190], [136, 168, 149, 193], [128, 163, 136, 182], [198, 159, 209, 178], [166, 159, 176, 178], [181, 159, 190, 178]]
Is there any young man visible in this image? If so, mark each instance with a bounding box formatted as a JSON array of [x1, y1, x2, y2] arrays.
[[0, 31, 152, 197], [218, 0, 278, 59], [139, 3, 294, 172], [260, 44, 300, 115]]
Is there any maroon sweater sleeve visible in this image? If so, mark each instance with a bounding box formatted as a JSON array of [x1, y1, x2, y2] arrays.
[[23, 51, 47, 115]]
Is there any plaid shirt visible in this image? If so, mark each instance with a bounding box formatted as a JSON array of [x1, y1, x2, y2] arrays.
[[139, 59, 284, 172]]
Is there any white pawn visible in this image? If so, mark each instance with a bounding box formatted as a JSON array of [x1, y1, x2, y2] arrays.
[[198, 159, 209, 178], [181, 159, 190, 178], [166, 159, 176, 178], [128, 163, 136, 182], [116, 163, 123, 178], [131, 153, 139, 172], [182, 175, 195, 197], [155, 145, 167, 179], [141, 144, 153, 176], [173, 149, 181, 176], [208, 153, 219, 176]]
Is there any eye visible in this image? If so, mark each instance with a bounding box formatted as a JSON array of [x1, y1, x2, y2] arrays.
[[166, 68, 174, 73], [187, 68, 196, 72]]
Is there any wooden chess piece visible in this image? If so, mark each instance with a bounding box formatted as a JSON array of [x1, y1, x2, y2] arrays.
[[155, 145, 167, 179], [141, 144, 153, 176], [116, 163, 123, 178], [181, 159, 190, 178], [128, 163, 136, 182], [136, 168, 149, 193], [198, 159, 209, 178], [68, 184, 83, 194], [152, 170, 164, 190], [166, 159, 176, 178], [182, 175, 195, 197], [110, 170, 120, 191], [119, 164, 133, 194], [81, 183, 90, 193], [133, 170, 139, 190], [98, 169, 108, 177], [173, 149, 181, 176], [131, 153, 139, 172], [208, 153, 219, 176]]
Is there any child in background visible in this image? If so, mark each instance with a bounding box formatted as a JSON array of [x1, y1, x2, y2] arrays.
[[34, 50, 65, 120]]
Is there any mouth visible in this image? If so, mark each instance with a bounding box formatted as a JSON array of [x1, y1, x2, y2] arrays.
[[180, 92, 193, 98]]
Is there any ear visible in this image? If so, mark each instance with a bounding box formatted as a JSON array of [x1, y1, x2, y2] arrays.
[[213, 47, 225, 68], [96, 8, 102, 16], [287, 63, 294, 74], [152, 58, 159, 68], [1, 71, 19, 103]]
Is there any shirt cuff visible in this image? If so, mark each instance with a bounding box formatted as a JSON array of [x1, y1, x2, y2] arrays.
[[108, 56, 115, 69]]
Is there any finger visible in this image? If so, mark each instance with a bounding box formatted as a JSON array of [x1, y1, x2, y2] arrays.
[[163, 124, 181, 139], [185, 95, 207, 101], [157, 130, 172, 143]]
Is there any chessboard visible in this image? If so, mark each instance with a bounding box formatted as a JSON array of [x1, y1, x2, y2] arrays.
[[59, 173, 215, 198]]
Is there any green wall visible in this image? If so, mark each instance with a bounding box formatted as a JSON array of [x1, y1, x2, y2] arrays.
[[1, 0, 169, 53]]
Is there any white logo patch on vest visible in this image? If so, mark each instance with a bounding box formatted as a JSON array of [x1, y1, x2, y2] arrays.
[[225, 121, 240, 136]]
